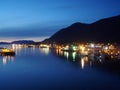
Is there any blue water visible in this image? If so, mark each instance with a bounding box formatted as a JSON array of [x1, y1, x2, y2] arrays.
[[0, 46, 120, 90]]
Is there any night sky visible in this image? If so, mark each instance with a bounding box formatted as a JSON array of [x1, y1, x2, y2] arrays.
[[0, 0, 120, 42]]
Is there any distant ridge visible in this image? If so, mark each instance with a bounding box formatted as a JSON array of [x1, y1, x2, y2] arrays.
[[43, 15, 120, 44], [0, 42, 10, 44], [0, 40, 41, 45], [11, 40, 35, 44]]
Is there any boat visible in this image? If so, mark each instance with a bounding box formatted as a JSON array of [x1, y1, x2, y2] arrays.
[[0, 48, 15, 56]]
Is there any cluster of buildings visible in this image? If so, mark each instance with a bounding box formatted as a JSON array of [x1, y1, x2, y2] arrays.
[[10, 43, 120, 60], [51, 43, 120, 60]]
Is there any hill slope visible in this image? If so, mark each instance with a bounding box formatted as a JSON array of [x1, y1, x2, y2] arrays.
[[43, 15, 120, 44]]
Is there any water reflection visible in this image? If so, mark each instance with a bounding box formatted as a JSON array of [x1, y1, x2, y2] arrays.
[[12, 44, 38, 56], [12, 44, 23, 55], [64, 51, 69, 60], [81, 58, 84, 69], [55, 48, 63, 56], [53, 48, 91, 69], [54, 48, 88, 69], [63, 51, 77, 61], [3, 56, 7, 64], [54, 48, 78, 61], [53, 48, 120, 70], [2, 55, 15, 65], [80, 56, 88, 69], [72, 52, 76, 61], [39, 47, 50, 55]]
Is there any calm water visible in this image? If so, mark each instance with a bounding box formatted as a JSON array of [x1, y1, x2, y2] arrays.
[[0, 45, 120, 90]]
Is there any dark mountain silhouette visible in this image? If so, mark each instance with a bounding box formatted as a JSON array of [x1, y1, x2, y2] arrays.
[[43, 15, 120, 44], [11, 40, 35, 44], [0, 42, 10, 44]]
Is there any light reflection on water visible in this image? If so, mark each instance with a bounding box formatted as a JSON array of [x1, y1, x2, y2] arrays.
[[2, 56, 14, 65], [53, 48, 120, 70], [0, 45, 120, 90], [1, 44, 120, 70], [81, 56, 88, 69], [54, 48, 87, 69], [55, 49, 78, 61], [39, 47, 50, 55]]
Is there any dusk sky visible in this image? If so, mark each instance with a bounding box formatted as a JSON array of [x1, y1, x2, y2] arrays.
[[0, 0, 120, 42]]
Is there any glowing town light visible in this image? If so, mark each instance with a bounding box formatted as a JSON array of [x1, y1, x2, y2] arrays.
[[104, 46, 108, 50], [84, 51, 88, 55], [40, 44, 50, 48], [72, 46, 77, 51], [79, 46, 85, 52], [64, 45, 69, 50], [91, 43, 95, 48]]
